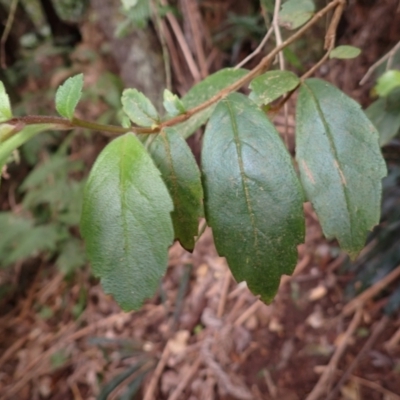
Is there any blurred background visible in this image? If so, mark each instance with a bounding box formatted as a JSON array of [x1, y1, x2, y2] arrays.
[[0, 0, 400, 399]]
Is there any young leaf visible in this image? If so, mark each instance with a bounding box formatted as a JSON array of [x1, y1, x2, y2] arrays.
[[122, 89, 160, 127], [163, 89, 186, 117], [0, 81, 12, 123], [375, 70, 400, 97], [329, 45, 361, 60], [55, 74, 84, 120], [296, 78, 387, 258], [149, 127, 203, 251], [279, 0, 315, 30], [176, 68, 248, 138], [80, 133, 174, 310], [202, 93, 305, 303], [249, 70, 300, 106], [366, 87, 400, 146]]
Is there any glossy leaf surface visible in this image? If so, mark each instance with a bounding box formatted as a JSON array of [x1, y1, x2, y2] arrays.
[[176, 68, 248, 138], [0, 81, 12, 123], [80, 133, 174, 310], [249, 70, 300, 106], [296, 79, 387, 258], [279, 0, 315, 30], [329, 45, 361, 60], [366, 88, 400, 146], [202, 93, 305, 302], [55, 74, 83, 120], [149, 128, 203, 251], [122, 89, 159, 127]]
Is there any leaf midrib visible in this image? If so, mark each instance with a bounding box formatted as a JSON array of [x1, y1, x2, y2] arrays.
[[226, 100, 260, 262], [304, 83, 352, 240]]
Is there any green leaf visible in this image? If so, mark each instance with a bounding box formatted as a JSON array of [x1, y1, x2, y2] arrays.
[[249, 70, 300, 106], [279, 0, 315, 30], [0, 125, 52, 188], [176, 68, 248, 138], [296, 78, 387, 258], [80, 133, 174, 310], [149, 127, 203, 251], [202, 93, 305, 302], [163, 89, 186, 117], [375, 70, 400, 97], [0, 81, 12, 123], [55, 74, 84, 120], [329, 45, 361, 60], [365, 87, 400, 146], [121, 89, 160, 127]]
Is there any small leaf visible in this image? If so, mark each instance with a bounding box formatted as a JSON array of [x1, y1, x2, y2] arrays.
[[121, 0, 138, 10], [249, 70, 300, 106], [296, 79, 387, 258], [163, 89, 186, 117], [329, 45, 361, 60], [0, 81, 12, 123], [366, 87, 400, 146], [176, 68, 248, 138], [279, 0, 315, 30], [55, 74, 84, 120], [80, 133, 174, 310], [202, 93, 305, 302], [149, 127, 203, 251], [121, 88, 159, 127], [375, 70, 400, 97]]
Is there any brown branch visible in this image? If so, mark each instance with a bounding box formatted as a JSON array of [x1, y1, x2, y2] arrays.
[[305, 307, 363, 400], [3, 0, 344, 139]]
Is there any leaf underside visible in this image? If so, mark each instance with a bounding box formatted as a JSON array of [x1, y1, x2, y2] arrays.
[[296, 78, 387, 258], [202, 93, 305, 302], [149, 127, 204, 251], [80, 133, 174, 310]]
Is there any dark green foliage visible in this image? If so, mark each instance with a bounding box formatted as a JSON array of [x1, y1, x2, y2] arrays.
[[149, 128, 203, 251], [202, 93, 305, 302], [296, 78, 386, 258]]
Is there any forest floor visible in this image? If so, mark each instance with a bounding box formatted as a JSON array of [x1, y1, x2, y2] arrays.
[[1, 0, 400, 399]]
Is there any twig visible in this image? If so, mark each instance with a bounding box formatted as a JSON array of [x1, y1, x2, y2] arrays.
[[2, 312, 132, 399], [180, 0, 208, 78], [201, 336, 253, 400], [150, 0, 172, 91], [326, 315, 390, 400], [167, 358, 202, 400], [143, 342, 171, 400], [217, 268, 231, 318], [360, 40, 400, 85], [159, 0, 201, 82], [5, 0, 345, 139], [264, 369, 278, 398], [234, 300, 263, 327], [305, 307, 363, 400], [0, 336, 28, 370], [384, 325, 400, 351], [342, 265, 400, 317], [301, 0, 344, 81], [349, 374, 400, 400], [1, 0, 19, 69]]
